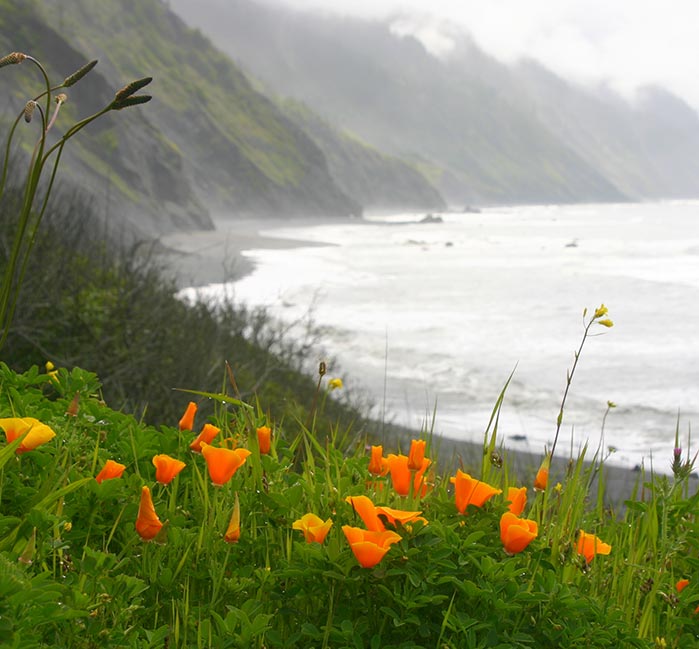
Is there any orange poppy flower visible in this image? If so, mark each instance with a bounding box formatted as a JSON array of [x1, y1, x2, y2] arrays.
[[385, 453, 431, 498], [152, 454, 186, 485], [95, 459, 126, 484], [135, 486, 163, 541], [506, 486, 527, 516], [342, 525, 402, 568], [500, 512, 538, 554], [407, 439, 426, 471], [576, 530, 612, 563], [200, 443, 251, 486], [256, 426, 271, 454], [292, 513, 333, 544], [0, 417, 56, 454], [178, 401, 197, 431], [224, 492, 241, 543], [190, 423, 221, 453], [534, 454, 551, 491], [450, 470, 501, 514], [368, 445, 389, 476], [345, 495, 426, 532]]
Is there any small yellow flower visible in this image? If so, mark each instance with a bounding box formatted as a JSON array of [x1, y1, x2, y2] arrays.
[[593, 304, 608, 319], [45, 361, 59, 383], [597, 318, 614, 328], [328, 378, 343, 390]]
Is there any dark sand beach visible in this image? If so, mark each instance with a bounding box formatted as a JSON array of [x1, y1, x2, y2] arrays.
[[158, 216, 697, 507], [159, 217, 336, 290]]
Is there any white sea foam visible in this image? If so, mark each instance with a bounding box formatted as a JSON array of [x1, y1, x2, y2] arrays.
[[183, 202, 699, 469]]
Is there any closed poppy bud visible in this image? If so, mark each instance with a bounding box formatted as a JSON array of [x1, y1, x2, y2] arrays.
[[407, 439, 426, 471], [135, 486, 163, 541], [576, 530, 611, 563], [152, 454, 186, 485], [500, 512, 538, 555], [190, 423, 220, 453], [534, 454, 551, 491], [95, 459, 126, 484], [178, 401, 197, 431], [256, 426, 271, 454], [368, 445, 388, 476], [506, 486, 527, 516], [201, 443, 251, 486], [450, 470, 501, 514], [342, 525, 402, 568], [0, 417, 56, 454], [224, 492, 241, 543], [292, 513, 333, 544]]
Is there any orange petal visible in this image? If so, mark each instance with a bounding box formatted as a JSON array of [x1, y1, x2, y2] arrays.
[[506, 486, 527, 516], [386, 454, 411, 496], [500, 512, 538, 554], [135, 486, 163, 541], [407, 439, 426, 471], [0, 417, 56, 454], [374, 505, 427, 529], [201, 444, 251, 486], [256, 426, 271, 454], [342, 525, 401, 568], [534, 455, 551, 491], [152, 454, 186, 485], [576, 530, 612, 563], [178, 401, 197, 431], [95, 459, 126, 484], [451, 470, 501, 514], [368, 445, 388, 476], [190, 423, 220, 453], [292, 513, 333, 544], [346, 495, 384, 532]]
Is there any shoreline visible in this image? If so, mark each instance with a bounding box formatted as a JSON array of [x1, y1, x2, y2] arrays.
[[158, 216, 346, 290], [157, 214, 698, 506]]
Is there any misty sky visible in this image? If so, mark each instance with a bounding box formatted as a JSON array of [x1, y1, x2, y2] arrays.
[[275, 0, 699, 110]]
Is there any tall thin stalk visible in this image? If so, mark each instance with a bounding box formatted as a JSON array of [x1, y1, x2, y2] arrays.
[[0, 51, 152, 351]]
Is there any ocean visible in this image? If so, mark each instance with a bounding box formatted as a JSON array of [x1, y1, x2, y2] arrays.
[[182, 202, 699, 469]]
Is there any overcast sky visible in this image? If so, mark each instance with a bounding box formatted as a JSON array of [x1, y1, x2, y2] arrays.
[[274, 0, 699, 110]]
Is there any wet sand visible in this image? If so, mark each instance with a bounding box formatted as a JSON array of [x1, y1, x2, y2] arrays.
[[158, 217, 337, 289]]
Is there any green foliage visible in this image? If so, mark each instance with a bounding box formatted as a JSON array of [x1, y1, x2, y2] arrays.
[[0, 361, 697, 647], [0, 182, 366, 432]]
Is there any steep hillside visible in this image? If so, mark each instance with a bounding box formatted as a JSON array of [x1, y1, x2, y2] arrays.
[[170, 0, 625, 205], [1, 0, 368, 237], [282, 101, 446, 211], [447, 45, 699, 200], [0, 0, 209, 236]]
